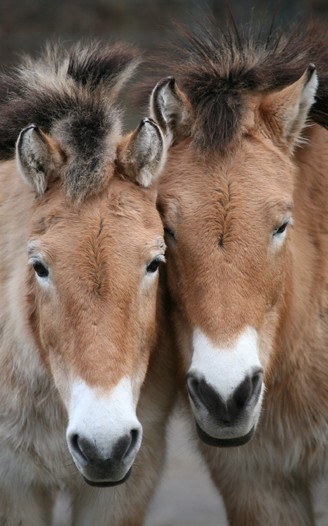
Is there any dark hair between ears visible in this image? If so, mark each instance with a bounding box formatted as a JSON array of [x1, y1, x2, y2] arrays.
[[146, 19, 328, 151], [0, 41, 139, 199]]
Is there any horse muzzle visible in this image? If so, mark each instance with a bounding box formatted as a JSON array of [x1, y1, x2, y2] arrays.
[[187, 369, 263, 447], [67, 426, 142, 486]]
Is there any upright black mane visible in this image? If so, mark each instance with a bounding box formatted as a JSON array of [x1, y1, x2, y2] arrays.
[[149, 20, 328, 151], [0, 41, 139, 199]]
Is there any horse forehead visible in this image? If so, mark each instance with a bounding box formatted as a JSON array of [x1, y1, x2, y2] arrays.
[[164, 138, 293, 217], [32, 182, 161, 240]]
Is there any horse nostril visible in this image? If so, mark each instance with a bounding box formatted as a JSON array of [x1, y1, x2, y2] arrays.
[[70, 434, 92, 464], [127, 428, 140, 459], [232, 368, 263, 409], [252, 370, 263, 397], [113, 428, 141, 462], [187, 372, 225, 415], [187, 372, 203, 408], [233, 375, 252, 408]]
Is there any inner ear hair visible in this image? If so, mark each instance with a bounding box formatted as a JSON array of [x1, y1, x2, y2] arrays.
[[286, 65, 318, 144], [261, 64, 318, 151], [16, 125, 64, 195], [150, 77, 191, 144], [117, 118, 166, 188]]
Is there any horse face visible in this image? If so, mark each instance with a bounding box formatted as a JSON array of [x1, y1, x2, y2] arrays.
[[159, 142, 294, 445], [18, 120, 166, 485], [152, 68, 317, 446]]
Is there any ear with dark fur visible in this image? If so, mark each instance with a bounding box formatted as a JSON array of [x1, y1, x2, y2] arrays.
[[150, 77, 191, 144], [118, 118, 166, 188], [261, 65, 318, 151], [16, 125, 64, 195]]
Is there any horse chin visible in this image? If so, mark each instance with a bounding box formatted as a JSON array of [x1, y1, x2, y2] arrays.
[[82, 467, 132, 487], [196, 422, 255, 447]]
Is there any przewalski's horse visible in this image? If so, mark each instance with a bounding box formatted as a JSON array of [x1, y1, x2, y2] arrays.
[[0, 43, 175, 525], [149, 22, 328, 525]]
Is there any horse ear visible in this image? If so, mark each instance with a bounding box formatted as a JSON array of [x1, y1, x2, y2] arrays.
[[118, 118, 166, 188], [261, 65, 318, 150], [150, 77, 191, 144], [16, 125, 64, 195]]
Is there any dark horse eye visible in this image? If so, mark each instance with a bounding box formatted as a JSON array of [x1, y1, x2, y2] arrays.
[[164, 226, 175, 240], [146, 258, 162, 274], [33, 260, 49, 278], [274, 221, 289, 236]]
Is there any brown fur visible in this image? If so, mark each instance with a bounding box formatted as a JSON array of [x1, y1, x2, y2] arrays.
[[150, 19, 328, 526], [0, 43, 176, 525]]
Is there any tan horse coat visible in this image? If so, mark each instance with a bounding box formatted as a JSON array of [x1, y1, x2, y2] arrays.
[[149, 22, 328, 525], [0, 43, 176, 525]]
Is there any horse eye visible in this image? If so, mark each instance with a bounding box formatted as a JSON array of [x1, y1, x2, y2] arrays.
[[164, 226, 175, 240], [33, 260, 49, 278], [146, 258, 162, 274], [273, 221, 289, 236]]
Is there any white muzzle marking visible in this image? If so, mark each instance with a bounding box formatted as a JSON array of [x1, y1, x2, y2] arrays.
[[66, 376, 142, 477], [189, 326, 264, 439]]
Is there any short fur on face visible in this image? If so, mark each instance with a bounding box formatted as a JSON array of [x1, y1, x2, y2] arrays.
[[148, 18, 328, 525], [7, 43, 168, 398], [0, 40, 170, 489], [149, 17, 327, 359]]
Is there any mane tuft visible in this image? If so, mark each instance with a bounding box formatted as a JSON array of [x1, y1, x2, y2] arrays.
[[67, 41, 138, 92], [0, 41, 140, 200], [147, 19, 328, 151]]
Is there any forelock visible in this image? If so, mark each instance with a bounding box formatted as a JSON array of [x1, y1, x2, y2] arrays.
[[0, 41, 140, 200], [149, 19, 328, 152]]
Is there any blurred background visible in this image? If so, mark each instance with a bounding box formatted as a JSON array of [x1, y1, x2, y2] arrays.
[[1, 0, 328, 127], [1, 0, 328, 67], [1, 1, 327, 525]]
